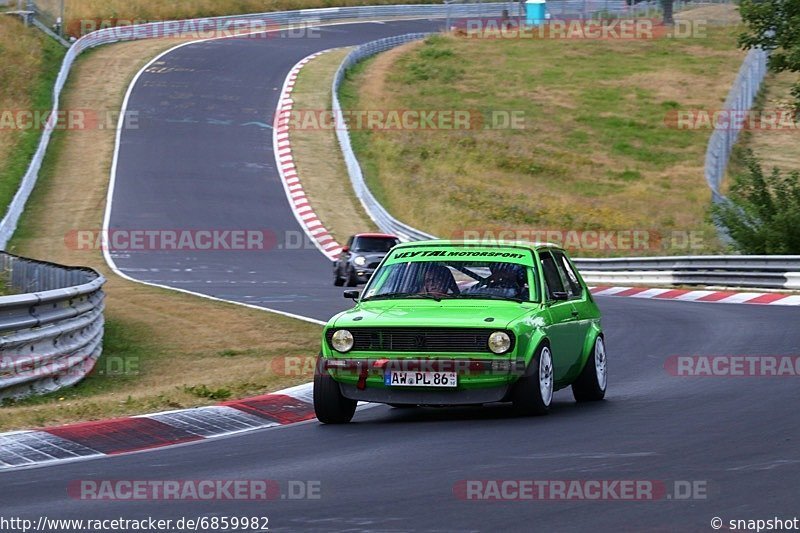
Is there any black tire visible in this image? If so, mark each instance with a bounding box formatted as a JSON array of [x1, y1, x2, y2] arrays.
[[512, 343, 553, 416], [314, 368, 356, 424], [333, 265, 345, 287], [572, 336, 607, 402], [345, 267, 358, 287]]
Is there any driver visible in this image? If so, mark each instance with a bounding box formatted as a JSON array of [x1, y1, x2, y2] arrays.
[[419, 264, 458, 298]]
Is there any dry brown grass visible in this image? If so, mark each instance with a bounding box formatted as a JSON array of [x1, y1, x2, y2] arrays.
[[2, 37, 322, 431], [0, 16, 52, 208], [746, 71, 800, 173], [289, 47, 376, 241], [676, 4, 741, 25]]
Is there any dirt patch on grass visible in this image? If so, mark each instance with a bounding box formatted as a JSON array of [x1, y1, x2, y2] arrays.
[[2, 37, 321, 431], [746, 71, 800, 173], [676, 4, 741, 25], [290, 47, 376, 241]]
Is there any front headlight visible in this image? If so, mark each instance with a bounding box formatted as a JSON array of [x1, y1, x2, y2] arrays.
[[488, 331, 512, 354], [353, 256, 367, 266], [331, 329, 354, 353]]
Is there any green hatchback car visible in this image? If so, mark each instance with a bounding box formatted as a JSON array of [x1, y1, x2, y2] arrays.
[[314, 240, 607, 424]]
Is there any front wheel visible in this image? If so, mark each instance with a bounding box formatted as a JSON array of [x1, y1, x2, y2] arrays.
[[572, 336, 607, 402], [345, 267, 358, 287], [512, 343, 553, 416], [314, 367, 356, 424], [333, 265, 345, 287]]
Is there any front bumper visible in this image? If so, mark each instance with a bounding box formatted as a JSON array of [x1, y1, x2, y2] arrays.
[[353, 267, 375, 282], [321, 357, 524, 404]]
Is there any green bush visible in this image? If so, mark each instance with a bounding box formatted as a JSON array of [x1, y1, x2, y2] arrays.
[[713, 151, 800, 254]]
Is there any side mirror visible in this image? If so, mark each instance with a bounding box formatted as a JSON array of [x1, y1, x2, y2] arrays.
[[550, 291, 569, 301], [343, 290, 360, 301], [342, 246, 350, 253]]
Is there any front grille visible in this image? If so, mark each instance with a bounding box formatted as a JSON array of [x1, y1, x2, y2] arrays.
[[326, 328, 515, 353], [367, 262, 381, 269]]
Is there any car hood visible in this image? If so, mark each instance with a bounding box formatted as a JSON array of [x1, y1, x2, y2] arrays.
[[332, 300, 538, 329]]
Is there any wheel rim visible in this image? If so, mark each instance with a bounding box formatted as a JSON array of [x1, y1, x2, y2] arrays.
[[539, 347, 554, 406], [595, 337, 608, 392]]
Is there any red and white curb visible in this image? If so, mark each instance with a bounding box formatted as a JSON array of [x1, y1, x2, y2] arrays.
[[0, 383, 316, 471], [273, 50, 343, 261], [590, 286, 800, 306]]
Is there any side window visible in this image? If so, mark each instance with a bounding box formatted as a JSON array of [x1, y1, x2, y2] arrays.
[[539, 252, 565, 300], [554, 251, 583, 299]]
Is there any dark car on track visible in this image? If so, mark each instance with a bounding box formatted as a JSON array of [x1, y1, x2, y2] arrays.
[[334, 233, 400, 286]]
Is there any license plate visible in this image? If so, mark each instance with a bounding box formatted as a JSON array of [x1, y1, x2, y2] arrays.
[[385, 371, 457, 388]]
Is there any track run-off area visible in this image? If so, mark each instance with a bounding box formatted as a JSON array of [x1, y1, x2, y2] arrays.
[[2, 18, 799, 533]]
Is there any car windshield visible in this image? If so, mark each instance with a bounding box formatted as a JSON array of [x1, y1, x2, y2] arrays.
[[353, 236, 399, 253], [363, 260, 537, 302]]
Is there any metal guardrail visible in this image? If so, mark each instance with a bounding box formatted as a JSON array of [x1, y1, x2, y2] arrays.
[[0, 253, 106, 400], [332, 33, 440, 242], [573, 256, 800, 289]]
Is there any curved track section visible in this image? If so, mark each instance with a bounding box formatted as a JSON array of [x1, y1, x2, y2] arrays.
[[4, 298, 800, 530], [107, 20, 444, 321]]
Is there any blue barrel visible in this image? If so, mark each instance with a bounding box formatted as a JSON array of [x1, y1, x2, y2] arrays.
[[525, 0, 547, 26]]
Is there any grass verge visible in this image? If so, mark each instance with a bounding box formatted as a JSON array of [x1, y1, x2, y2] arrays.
[[1, 37, 322, 432], [0, 16, 66, 220], [290, 47, 376, 241], [339, 6, 745, 256]]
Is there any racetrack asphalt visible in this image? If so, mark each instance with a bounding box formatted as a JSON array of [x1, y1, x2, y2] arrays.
[[107, 20, 448, 321], [4, 297, 800, 532], [7, 17, 799, 533]]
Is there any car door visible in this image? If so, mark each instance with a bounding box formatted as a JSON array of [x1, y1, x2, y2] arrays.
[[553, 250, 591, 374], [538, 250, 582, 382]]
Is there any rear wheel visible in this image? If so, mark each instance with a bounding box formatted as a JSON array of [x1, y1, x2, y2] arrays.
[[572, 336, 607, 402], [512, 343, 553, 416], [314, 367, 356, 424]]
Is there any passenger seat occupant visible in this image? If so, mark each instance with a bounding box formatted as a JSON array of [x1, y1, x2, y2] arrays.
[[419, 264, 460, 298]]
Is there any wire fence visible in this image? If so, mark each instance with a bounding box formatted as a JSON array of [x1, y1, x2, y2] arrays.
[[705, 47, 769, 204]]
